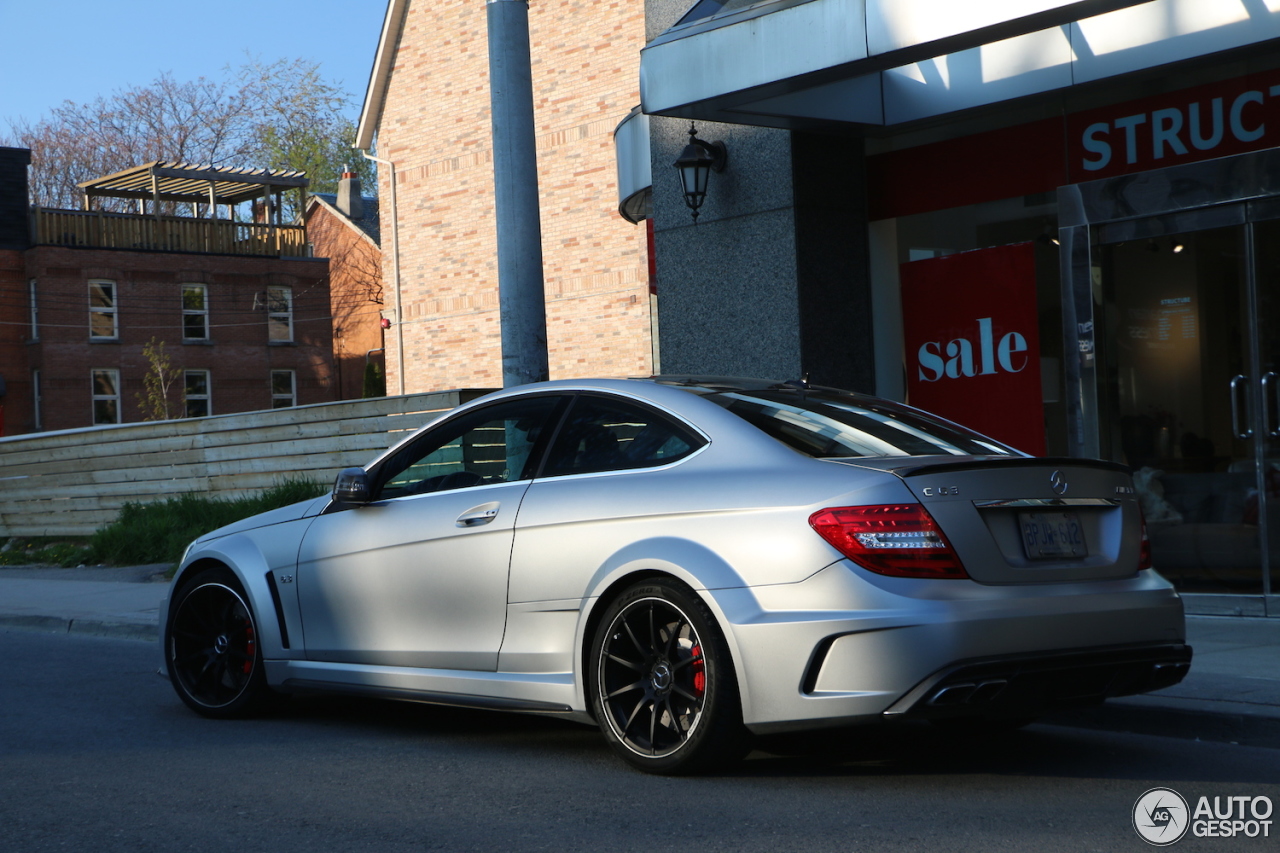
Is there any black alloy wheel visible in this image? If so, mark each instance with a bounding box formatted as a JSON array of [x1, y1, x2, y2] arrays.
[[590, 579, 751, 774], [165, 568, 272, 717]]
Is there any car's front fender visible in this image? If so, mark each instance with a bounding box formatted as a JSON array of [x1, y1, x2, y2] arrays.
[[167, 517, 315, 663]]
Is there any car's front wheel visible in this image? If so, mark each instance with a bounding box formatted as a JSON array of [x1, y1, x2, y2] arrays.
[[164, 567, 274, 718], [589, 579, 752, 774]]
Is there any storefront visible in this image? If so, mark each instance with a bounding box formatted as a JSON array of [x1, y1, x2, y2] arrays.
[[864, 69, 1280, 608], [636, 0, 1280, 612]]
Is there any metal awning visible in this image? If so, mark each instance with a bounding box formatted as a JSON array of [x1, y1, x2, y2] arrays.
[[639, 0, 1276, 129], [78, 161, 308, 205]]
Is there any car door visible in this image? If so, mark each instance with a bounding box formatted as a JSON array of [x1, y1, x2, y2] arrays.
[[296, 394, 566, 671], [502, 394, 707, 673]]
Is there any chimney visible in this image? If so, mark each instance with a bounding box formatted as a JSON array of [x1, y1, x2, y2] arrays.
[[337, 165, 363, 220]]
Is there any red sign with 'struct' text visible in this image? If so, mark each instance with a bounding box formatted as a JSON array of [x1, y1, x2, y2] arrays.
[[901, 242, 1045, 456]]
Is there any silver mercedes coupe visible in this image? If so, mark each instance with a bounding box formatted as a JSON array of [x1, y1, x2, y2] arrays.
[[161, 376, 1191, 774]]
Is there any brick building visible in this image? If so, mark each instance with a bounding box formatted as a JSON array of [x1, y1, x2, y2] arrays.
[[0, 149, 335, 435], [305, 170, 385, 401], [355, 0, 654, 393]]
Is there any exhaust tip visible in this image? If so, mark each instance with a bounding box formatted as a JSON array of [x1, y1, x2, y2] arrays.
[[929, 678, 1008, 706]]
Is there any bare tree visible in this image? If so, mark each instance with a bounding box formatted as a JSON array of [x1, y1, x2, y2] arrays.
[[3, 57, 376, 212]]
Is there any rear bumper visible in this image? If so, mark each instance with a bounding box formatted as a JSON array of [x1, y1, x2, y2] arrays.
[[882, 641, 1192, 719], [708, 563, 1188, 733]]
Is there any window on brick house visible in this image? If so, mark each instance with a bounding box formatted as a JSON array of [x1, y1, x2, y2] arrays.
[[182, 284, 209, 341], [92, 369, 121, 424], [89, 280, 118, 340], [32, 369, 42, 431], [271, 370, 296, 408], [267, 286, 293, 343], [28, 279, 38, 341], [185, 370, 211, 418]]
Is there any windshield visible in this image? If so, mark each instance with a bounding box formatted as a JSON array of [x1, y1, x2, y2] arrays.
[[706, 389, 1017, 459]]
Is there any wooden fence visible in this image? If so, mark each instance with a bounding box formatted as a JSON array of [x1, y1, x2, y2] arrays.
[[0, 391, 491, 538]]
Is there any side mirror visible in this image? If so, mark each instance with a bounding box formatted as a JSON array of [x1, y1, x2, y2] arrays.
[[332, 467, 372, 505]]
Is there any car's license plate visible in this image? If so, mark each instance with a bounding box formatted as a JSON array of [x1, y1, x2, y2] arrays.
[[1019, 511, 1087, 559]]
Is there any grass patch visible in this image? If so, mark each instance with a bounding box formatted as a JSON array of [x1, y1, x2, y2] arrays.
[[88, 477, 328, 567], [0, 537, 95, 568]]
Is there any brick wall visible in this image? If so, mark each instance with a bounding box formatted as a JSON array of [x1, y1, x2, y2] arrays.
[[23, 247, 335, 433], [0, 250, 31, 436], [0, 149, 33, 435], [373, 0, 652, 392], [307, 203, 386, 399]]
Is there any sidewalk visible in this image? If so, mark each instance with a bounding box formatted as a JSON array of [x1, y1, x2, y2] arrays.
[[1046, 612, 1280, 749], [0, 565, 169, 641], [1, 565, 1277, 748]]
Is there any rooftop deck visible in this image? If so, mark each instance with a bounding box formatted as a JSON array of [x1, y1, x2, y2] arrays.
[[33, 160, 311, 258], [33, 208, 308, 257]]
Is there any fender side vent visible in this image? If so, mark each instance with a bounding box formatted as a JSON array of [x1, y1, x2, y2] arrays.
[[267, 571, 290, 649]]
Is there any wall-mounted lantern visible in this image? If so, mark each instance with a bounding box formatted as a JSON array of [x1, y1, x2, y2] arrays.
[[673, 123, 727, 222]]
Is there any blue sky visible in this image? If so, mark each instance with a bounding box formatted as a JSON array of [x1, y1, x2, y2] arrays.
[[0, 0, 387, 128]]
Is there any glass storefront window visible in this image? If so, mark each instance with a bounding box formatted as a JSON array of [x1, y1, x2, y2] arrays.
[[1094, 221, 1280, 596], [882, 194, 1068, 455]]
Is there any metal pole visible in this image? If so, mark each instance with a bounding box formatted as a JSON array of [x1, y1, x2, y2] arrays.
[[487, 0, 549, 387], [360, 150, 406, 396]]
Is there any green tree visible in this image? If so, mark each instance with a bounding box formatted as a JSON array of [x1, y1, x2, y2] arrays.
[[362, 361, 387, 398], [241, 57, 376, 205]]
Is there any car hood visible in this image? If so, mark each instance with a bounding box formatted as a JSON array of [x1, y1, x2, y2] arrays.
[[192, 495, 330, 545]]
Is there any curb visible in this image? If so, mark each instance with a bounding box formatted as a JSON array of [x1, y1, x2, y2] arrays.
[[0, 615, 157, 642]]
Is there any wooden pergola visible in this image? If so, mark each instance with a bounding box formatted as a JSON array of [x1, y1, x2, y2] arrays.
[[77, 161, 309, 224], [31, 162, 313, 257]]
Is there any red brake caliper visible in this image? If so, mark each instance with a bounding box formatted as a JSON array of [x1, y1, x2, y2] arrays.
[[690, 644, 705, 697], [243, 622, 256, 674]]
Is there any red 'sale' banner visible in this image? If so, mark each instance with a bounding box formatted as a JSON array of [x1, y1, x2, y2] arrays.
[[900, 242, 1045, 456]]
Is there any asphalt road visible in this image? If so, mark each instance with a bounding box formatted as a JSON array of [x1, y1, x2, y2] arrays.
[[3, 629, 1278, 853]]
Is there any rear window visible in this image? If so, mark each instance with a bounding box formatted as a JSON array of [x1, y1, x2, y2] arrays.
[[706, 389, 1017, 459]]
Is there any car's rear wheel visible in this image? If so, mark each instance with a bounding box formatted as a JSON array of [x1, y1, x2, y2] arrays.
[[164, 567, 274, 718], [589, 579, 752, 774]]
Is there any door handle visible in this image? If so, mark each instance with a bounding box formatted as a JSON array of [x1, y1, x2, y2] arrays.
[[1231, 375, 1253, 439], [456, 502, 500, 527], [1265, 372, 1280, 438]]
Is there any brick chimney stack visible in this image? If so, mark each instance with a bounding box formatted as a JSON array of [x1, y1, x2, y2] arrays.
[[0, 147, 32, 250], [337, 165, 363, 220]]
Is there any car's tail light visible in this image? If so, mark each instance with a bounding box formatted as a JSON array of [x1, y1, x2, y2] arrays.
[[1138, 507, 1153, 571], [809, 504, 968, 579]]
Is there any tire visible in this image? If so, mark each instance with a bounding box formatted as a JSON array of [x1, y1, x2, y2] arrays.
[[589, 579, 752, 774], [164, 566, 274, 718]]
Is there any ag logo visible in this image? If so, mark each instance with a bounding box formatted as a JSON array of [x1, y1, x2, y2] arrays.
[[1134, 787, 1190, 845]]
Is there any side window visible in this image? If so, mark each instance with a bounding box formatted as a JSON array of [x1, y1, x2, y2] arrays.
[[88, 280, 118, 340], [271, 370, 296, 408], [28, 279, 38, 341], [182, 284, 209, 341], [91, 369, 121, 425], [185, 370, 211, 417], [377, 396, 562, 500], [267, 286, 293, 343], [542, 395, 702, 478]]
